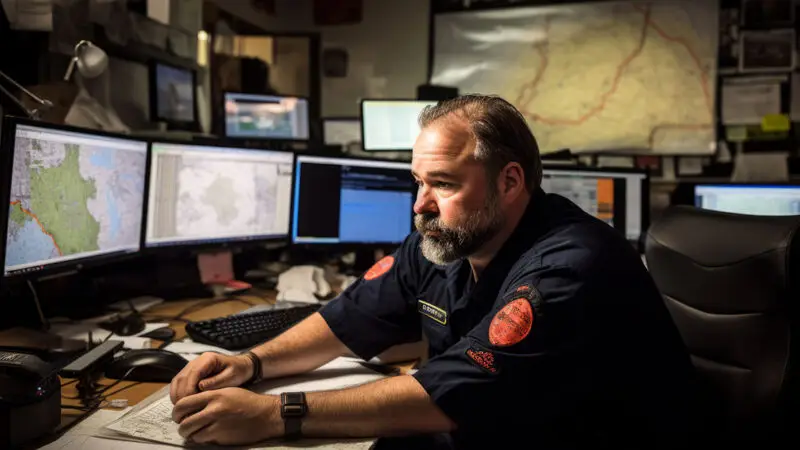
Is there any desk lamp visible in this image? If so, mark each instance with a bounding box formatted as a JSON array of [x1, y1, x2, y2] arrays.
[[62, 39, 129, 132]]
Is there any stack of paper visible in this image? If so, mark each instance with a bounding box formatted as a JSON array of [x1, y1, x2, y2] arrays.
[[95, 357, 386, 448]]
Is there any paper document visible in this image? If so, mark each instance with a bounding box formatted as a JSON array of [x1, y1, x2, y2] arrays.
[[101, 358, 385, 447], [162, 340, 235, 356], [721, 77, 783, 125]]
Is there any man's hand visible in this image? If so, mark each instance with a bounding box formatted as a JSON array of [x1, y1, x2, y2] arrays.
[[169, 352, 254, 404], [172, 387, 282, 445]]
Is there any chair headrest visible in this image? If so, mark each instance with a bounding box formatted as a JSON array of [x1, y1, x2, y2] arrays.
[[645, 206, 800, 313]]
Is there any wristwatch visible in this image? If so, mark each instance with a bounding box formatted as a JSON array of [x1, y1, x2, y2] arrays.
[[280, 392, 307, 439]]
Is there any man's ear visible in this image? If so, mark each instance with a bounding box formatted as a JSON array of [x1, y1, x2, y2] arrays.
[[499, 162, 525, 200]]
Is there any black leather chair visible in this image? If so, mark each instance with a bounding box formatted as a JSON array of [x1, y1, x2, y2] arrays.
[[645, 206, 800, 445]]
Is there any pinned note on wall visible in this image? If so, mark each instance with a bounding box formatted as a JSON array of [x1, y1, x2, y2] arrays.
[[761, 113, 791, 132]]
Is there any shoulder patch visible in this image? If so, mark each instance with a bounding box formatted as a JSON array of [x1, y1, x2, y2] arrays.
[[489, 298, 534, 347], [364, 256, 394, 281], [465, 346, 499, 374]]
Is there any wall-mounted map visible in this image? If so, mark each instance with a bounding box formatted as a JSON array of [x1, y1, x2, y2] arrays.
[[431, 0, 719, 154]]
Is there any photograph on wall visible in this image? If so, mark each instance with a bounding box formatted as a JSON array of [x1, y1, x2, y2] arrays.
[[739, 29, 795, 72]]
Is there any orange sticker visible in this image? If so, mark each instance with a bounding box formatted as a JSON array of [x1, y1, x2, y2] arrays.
[[364, 256, 395, 280], [489, 298, 533, 347]]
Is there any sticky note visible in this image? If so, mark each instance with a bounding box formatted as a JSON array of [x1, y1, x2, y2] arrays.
[[761, 114, 790, 132]]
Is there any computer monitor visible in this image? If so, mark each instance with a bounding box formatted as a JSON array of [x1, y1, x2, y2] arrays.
[[150, 62, 196, 124], [361, 99, 438, 151], [323, 118, 361, 146], [224, 92, 310, 141], [541, 167, 648, 242], [694, 184, 800, 216], [145, 141, 294, 248], [0, 118, 149, 278], [292, 155, 415, 245]]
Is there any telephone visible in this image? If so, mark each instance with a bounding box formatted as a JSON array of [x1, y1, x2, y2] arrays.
[[276, 265, 333, 303]]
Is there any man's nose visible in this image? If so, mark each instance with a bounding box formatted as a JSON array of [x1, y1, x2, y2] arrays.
[[414, 186, 438, 215]]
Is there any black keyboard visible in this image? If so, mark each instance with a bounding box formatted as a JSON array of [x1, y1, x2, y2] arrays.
[[185, 305, 321, 350]]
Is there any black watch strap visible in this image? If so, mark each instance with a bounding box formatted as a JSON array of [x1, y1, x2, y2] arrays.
[[280, 392, 307, 439]]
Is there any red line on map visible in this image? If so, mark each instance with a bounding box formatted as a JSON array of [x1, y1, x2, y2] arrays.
[[9, 200, 63, 256], [517, 4, 712, 132], [633, 4, 712, 114]]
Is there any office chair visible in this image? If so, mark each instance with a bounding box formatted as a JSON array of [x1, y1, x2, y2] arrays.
[[645, 206, 800, 445]]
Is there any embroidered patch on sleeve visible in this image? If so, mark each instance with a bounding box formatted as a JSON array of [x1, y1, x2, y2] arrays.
[[465, 346, 499, 374], [363, 256, 395, 280], [489, 298, 534, 347]]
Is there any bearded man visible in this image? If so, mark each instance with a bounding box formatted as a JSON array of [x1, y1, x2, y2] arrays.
[[169, 95, 699, 449]]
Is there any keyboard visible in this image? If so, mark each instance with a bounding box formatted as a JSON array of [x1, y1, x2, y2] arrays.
[[185, 304, 321, 350]]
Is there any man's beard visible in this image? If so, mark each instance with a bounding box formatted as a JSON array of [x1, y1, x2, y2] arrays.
[[414, 189, 504, 265]]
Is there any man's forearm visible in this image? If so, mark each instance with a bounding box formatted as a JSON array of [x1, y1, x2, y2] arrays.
[[300, 375, 455, 438], [252, 312, 349, 379]]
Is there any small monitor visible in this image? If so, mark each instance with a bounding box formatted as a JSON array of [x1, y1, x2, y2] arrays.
[[292, 155, 415, 245], [361, 99, 438, 151], [224, 92, 310, 140], [542, 167, 648, 242], [145, 142, 294, 248], [694, 184, 800, 216], [1, 119, 148, 278], [151, 63, 196, 124], [323, 118, 361, 146]]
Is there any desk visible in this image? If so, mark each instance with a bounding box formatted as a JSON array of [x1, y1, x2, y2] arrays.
[[59, 290, 277, 429], [58, 290, 417, 432]]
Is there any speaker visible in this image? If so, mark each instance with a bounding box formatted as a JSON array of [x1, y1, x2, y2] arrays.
[[417, 84, 459, 101]]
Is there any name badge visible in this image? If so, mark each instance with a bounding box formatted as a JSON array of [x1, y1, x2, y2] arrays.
[[418, 300, 447, 325]]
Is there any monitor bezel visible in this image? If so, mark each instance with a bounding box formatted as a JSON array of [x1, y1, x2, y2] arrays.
[[222, 91, 311, 143], [291, 152, 416, 248], [542, 164, 650, 248], [692, 181, 800, 207], [148, 61, 199, 130], [359, 98, 438, 152], [142, 138, 296, 252], [0, 116, 150, 280]]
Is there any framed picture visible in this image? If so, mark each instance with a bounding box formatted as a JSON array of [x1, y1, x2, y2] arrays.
[[740, 29, 795, 73], [634, 155, 663, 178], [741, 0, 794, 28]]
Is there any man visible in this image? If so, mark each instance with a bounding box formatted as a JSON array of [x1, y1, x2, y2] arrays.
[[170, 95, 698, 448]]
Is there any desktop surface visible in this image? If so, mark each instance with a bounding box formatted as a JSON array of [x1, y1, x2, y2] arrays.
[[224, 92, 310, 140], [542, 167, 647, 242], [292, 155, 415, 245], [361, 99, 437, 151], [145, 142, 294, 248], [2, 121, 148, 277], [695, 184, 800, 216]]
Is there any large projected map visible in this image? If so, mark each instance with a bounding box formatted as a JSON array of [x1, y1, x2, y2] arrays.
[[6, 136, 146, 270], [432, 0, 718, 154]]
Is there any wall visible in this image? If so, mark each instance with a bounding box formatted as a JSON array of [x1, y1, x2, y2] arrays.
[[212, 0, 430, 117]]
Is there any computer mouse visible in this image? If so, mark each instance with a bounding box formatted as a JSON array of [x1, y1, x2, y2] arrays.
[[105, 349, 189, 383], [99, 313, 146, 337], [140, 326, 176, 341]]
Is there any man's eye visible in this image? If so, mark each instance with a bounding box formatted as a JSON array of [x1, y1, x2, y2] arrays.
[[433, 181, 454, 189]]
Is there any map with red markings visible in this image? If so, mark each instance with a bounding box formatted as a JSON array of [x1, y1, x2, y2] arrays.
[[431, 0, 718, 154]]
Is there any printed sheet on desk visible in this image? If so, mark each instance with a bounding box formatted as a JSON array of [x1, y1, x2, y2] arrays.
[[97, 357, 387, 448]]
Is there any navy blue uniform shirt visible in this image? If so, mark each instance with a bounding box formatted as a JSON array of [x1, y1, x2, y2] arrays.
[[320, 188, 697, 449]]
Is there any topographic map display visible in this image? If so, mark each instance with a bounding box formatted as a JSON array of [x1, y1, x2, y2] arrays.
[[432, 0, 718, 154], [5, 132, 146, 271]]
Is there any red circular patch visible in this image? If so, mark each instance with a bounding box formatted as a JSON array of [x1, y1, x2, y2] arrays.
[[489, 298, 534, 347], [364, 256, 395, 280]]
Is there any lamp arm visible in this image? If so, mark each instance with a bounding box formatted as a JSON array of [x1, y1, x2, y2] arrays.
[[0, 70, 53, 119]]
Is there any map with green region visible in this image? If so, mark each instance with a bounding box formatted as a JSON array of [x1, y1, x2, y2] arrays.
[[5, 132, 148, 271], [29, 143, 100, 255]]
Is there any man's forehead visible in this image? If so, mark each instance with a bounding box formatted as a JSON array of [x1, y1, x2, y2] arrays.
[[412, 118, 476, 171]]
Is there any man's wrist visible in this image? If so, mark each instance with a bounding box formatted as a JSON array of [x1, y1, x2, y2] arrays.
[[242, 351, 262, 385]]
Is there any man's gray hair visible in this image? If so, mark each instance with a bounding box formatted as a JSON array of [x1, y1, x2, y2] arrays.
[[417, 94, 543, 191]]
